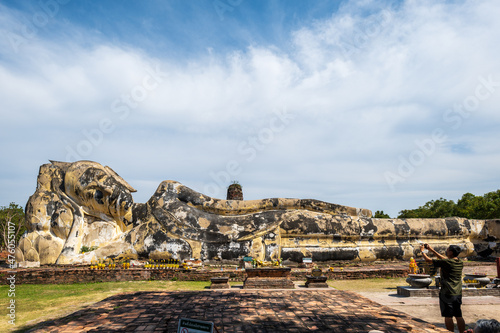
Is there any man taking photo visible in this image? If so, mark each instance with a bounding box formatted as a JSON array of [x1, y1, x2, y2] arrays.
[[420, 243, 465, 333]]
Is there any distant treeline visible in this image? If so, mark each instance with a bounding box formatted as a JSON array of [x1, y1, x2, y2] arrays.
[[0, 203, 25, 249], [374, 189, 500, 219]]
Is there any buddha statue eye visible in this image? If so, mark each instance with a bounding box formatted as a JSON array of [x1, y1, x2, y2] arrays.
[[94, 189, 104, 204]]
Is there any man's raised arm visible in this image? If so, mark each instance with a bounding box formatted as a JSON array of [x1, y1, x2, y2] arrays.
[[420, 243, 446, 261]]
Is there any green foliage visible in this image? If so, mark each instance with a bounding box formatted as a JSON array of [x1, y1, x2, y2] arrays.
[[80, 245, 99, 253], [397, 190, 500, 219], [0, 202, 26, 249], [456, 191, 500, 219], [398, 198, 455, 218], [373, 210, 390, 218], [229, 180, 242, 188]]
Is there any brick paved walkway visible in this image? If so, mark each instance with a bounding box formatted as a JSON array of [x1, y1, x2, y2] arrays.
[[26, 288, 449, 333]]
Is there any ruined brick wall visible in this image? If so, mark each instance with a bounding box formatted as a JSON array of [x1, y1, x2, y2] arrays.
[[0, 267, 408, 285]]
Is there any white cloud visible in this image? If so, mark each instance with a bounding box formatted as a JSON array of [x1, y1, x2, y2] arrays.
[[1, 0, 500, 218]]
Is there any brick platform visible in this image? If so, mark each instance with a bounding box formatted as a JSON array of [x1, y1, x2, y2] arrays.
[[25, 289, 450, 332], [2, 261, 495, 285], [397, 286, 500, 297], [243, 268, 295, 289]]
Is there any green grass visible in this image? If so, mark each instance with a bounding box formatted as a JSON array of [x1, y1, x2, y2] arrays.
[[1, 278, 407, 332], [0, 280, 210, 332], [328, 277, 408, 292]]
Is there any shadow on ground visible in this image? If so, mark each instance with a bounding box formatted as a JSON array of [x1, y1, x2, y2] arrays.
[[19, 290, 450, 333]]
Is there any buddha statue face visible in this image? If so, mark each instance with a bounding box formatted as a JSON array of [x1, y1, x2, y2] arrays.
[[64, 161, 135, 226]]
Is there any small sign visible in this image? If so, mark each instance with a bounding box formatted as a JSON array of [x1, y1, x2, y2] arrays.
[[243, 256, 253, 262], [303, 258, 312, 264], [178, 318, 213, 333]]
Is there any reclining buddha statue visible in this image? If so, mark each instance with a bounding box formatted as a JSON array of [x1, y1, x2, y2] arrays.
[[16, 161, 499, 265]]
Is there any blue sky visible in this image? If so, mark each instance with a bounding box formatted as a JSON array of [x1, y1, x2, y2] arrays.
[[1, 0, 499, 218]]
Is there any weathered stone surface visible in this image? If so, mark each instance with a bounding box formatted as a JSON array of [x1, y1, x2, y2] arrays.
[[20, 161, 136, 265], [16, 161, 500, 265], [17, 261, 40, 268], [148, 250, 173, 260]]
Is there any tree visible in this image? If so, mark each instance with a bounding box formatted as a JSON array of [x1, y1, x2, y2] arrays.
[[0, 203, 26, 250], [454, 191, 500, 219], [423, 198, 456, 218], [398, 198, 456, 218], [455, 192, 477, 218], [397, 190, 500, 219], [373, 210, 390, 218], [397, 208, 424, 219], [482, 189, 500, 219]]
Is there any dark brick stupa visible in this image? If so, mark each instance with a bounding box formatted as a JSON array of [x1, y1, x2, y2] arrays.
[[227, 183, 243, 200]]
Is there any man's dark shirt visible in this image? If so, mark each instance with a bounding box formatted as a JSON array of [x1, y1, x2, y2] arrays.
[[433, 258, 463, 295]]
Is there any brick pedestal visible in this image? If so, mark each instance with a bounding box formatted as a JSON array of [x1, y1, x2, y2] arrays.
[[305, 275, 329, 288], [210, 277, 230, 289], [243, 268, 294, 289]]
